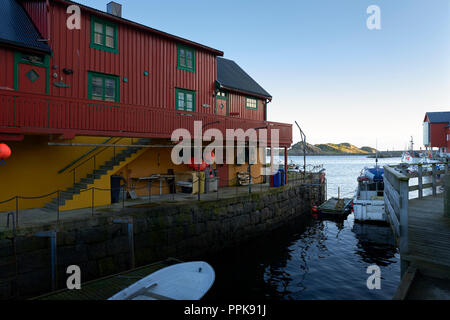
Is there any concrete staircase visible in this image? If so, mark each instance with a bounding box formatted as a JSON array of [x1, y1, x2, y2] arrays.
[[43, 138, 151, 212]]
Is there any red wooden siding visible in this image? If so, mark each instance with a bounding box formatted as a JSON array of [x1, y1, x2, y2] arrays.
[[0, 89, 292, 146], [47, 2, 216, 114], [227, 92, 265, 121], [0, 1, 293, 147], [0, 48, 14, 90], [428, 123, 447, 148], [21, 0, 49, 39]]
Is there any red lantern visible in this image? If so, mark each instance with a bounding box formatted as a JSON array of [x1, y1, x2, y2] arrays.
[[0, 143, 11, 160]]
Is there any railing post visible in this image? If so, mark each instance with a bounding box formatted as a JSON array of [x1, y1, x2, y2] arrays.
[[432, 164, 437, 196], [15, 196, 18, 227], [418, 165, 423, 199], [399, 178, 409, 276], [91, 188, 94, 217], [57, 191, 60, 222]]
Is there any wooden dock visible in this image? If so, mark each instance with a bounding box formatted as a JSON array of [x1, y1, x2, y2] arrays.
[[32, 258, 182, 300], [384, 163, 450, 300]]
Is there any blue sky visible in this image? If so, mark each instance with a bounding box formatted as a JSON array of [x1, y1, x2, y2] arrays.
[[76, 0, 449, 150]]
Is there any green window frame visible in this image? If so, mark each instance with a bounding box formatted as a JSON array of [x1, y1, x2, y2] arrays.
[[14, 51, 50, 94], [176, 88, 196, 112], [246, 97, 258, 110], [215, 89, 229, 115], [88, 72, 120, 102], [177, 44, 196, 73], [90, 16, 118, 53]]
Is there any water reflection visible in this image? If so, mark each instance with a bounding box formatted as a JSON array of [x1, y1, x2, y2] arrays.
[[204, 214, 400, 300], [352, 222, 398, 267]]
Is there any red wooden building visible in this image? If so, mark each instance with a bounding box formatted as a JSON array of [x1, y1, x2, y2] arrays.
[[423, 112, 450, 154], [0, 0, 293, 211]]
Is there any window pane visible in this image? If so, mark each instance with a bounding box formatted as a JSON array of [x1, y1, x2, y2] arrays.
[[186, 93, 193, 111], [186, 51, 193, 68], [106, 35, 114, 48], [177, 92, 185, 109], [94, 33, 103, 45], [105, 79, 116, 101], [94, 22, 103, 33], [94, 22, 104, 45], [92, 76, 103, 99], [106, 25, 114, 37], [247, 98, 257, 109], [179, 49, 186, 67]]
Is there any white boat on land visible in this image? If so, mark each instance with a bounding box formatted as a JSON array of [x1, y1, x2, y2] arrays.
[[108, 261, 215, 300], [353, 166, 387, 223]]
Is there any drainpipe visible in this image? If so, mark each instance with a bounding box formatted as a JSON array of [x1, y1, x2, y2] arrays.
[[34, 231, 57, 291]]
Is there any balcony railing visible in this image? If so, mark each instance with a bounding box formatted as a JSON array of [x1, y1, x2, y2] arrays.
[[0, 89, 292, 147]]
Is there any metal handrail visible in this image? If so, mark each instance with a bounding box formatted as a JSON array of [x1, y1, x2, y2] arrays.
[[58, 137, 114, 174], [68, 137, 124, 176]]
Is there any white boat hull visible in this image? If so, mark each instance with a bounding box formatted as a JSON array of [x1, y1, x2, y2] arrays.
[[108, 261, 215, 300], [353, 199, 386, 222]]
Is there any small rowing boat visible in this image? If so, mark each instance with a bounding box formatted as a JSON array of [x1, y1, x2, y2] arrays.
[[108, 261, 215, 300]]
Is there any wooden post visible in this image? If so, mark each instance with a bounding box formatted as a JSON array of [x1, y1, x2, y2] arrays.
[[418, 165, 423, 199], [432, 163, 437, 196], [399, 178, 409, 276], [284, 147, 288, 185]]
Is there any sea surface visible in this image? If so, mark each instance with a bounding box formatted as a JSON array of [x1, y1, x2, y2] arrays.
[[204, 155, 402, 300]]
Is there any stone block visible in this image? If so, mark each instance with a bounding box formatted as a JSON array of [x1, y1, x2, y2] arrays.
[[87, 242, 107, 260], [0, 239, 13, 258], [80, 226, 108, 244], [97, 257, 115, 277]]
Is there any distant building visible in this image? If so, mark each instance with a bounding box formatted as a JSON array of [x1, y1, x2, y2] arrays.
[[423, 112, 450, 154]]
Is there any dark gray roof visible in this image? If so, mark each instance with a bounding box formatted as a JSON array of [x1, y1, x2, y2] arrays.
[[425, 112, 450, 123], [0, 0, 51, 53], [217, 57, 272, 99]]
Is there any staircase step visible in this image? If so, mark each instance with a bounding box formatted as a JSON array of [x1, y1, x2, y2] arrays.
[[105, 160, 119, 167], [87, 173, 103, 180], [66, 187, 81, 195], [93, 169, 107, 175], [99, 165, 113, 171], [51, 198, 66, 206], [81, 177, 95, 185], [74, 182, 88, 190], [59, 191, 75, 200]]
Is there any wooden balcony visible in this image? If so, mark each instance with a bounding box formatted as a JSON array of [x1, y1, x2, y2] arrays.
[[0, 90, 292, 147]]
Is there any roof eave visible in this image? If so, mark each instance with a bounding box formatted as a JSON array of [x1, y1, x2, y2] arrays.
[[0, 39, 51, 54], [217, 82, 272, 101], [53, 0, 224, 56]]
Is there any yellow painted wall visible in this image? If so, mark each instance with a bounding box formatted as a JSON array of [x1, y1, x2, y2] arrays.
[[0, 137, 266, 212], [59, 146, 147, 211], [115, 146, 195, 196], [227, 147, 265, 186], [0, 135, 137, 212]]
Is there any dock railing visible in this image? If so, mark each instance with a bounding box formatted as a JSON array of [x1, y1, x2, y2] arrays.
[[383, 161, 448, 272]]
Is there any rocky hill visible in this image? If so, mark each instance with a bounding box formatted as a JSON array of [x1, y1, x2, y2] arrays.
[[288, 142, 377, 155]]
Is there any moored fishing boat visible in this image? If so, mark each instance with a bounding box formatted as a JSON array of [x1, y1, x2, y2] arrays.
[[353, 166, 387, 223]]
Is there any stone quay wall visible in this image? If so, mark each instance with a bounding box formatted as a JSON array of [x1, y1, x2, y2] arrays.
[[0, 182, 325, 299]]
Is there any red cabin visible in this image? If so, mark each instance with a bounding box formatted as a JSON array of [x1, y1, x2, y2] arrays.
[[423, 112, 450, 154]]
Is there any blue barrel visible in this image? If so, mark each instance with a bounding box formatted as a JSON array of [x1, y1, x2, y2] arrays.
[[279, 169, 285, 186], [273, 171, 281, 187]]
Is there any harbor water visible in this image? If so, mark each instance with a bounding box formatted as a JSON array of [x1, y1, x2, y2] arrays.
[[204, 155, 402, 300]]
